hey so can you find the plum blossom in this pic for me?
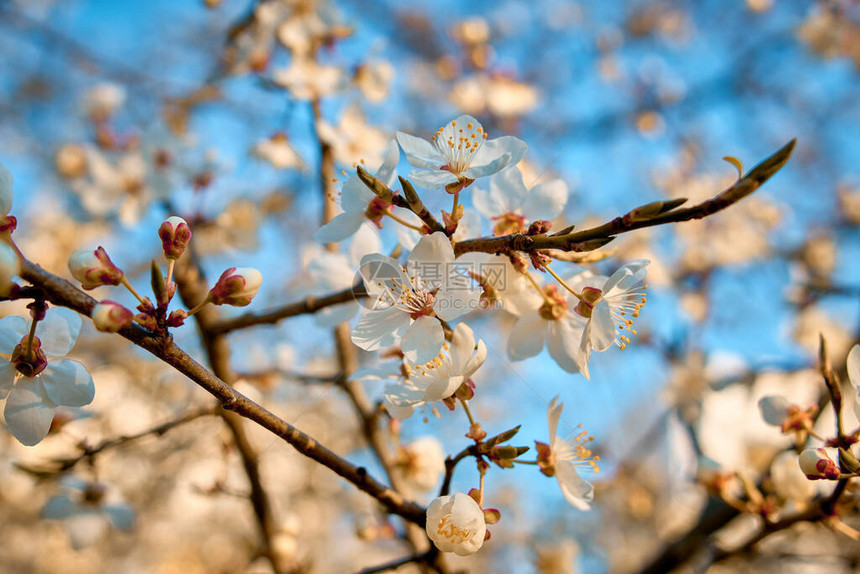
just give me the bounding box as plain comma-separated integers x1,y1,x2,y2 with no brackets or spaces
472,166,567,235
396,114,527,193
506,275,589,377
566,260,649,371
425,492,487,556
0,308,95,445
313,139,399,244
251,133,307,170
393,436,446,493
42,476,135,549
352,232,480,364
535,398,598,510
799,448,840,480
383,322,486,419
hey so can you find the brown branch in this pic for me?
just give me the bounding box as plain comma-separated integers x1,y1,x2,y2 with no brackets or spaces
16,406,217,477
209,282,367,335
454,139,796,257
18,259,426,526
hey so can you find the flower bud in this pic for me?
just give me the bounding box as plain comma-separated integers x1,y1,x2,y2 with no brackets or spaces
158,216,191,260
91,300,134,332
0,241,21,297
425,493,487,556
209,267,262,306
68,247,124,289
0,162,13,217
799,448,840,480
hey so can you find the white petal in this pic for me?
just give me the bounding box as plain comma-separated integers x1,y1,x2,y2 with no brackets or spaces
4,378,54,446
409,169,459,189
448,323,477,372
0,315,28,354
604,259,649,295
340,176,376,212
351,307,410,351
40,359,95,407
37,307,82,357
407,232,454,287
520,179,568,222
548,320,587,375
473,166,523,218
67,512,108,550
349,224,382,265
313,211,366,243
556,462,593,510
42,495,79,519
104,504,135,531
0,362,16,398
464,136,527,180
507,314,547,360
402,317,444,364
435,285,481,321
758,395,790,426
589,301,617,352
424,374,464,402
308,253,354,291
546,397,562,442
396,131,444,170
313,302,358,328
375,139,401,186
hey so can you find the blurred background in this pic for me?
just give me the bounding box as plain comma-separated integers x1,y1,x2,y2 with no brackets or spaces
0,0,858,572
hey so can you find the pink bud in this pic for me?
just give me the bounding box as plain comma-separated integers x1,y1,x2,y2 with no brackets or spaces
91,300,134,332
158,216,191,260
68,247,124,289
209,267,262,307
799,448,840,480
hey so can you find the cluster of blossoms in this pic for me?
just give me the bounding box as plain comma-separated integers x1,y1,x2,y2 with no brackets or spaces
0,161,264,446
314,115,651,555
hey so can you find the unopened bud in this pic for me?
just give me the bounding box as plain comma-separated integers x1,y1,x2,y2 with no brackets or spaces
158,216,191,260
0,242,20,298
91,300,134,332
466,422,486,442
167,309,187,327
0,162,13,217
357,166,394,202
482,508,501,525
799,448,840,480
527,220,552,235
68,246,124,289
209,267,262,306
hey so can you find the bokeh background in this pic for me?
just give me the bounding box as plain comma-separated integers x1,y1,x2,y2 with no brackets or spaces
0,0,859,572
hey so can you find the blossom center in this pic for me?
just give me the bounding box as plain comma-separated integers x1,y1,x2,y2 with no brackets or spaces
432,119,487,175
11,337,47,378
491,212,526,236
538,285,568,321
364,196,392,228
376,271,438,318
435,515,476,545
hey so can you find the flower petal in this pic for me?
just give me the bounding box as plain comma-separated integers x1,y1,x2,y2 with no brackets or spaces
556,461,594,510
375,139,401,186
758,395,790,426
4,378,54,446
520,179,568,222
507,314,547,360
340,176,376,213
351,307,409,352
604,259,650,295
37,307,82,357
409,169,459,189
359,253,408,298
402,316,444,364
313,302,358,328
396,131,443,170
546,397,562,442
0,361,17,398
313,210,366,243
0,315,28,354
464,136,527,180
548,319,587,375
40,359,95,407
473,166,524,218
407,232,454,287
589,300,617,352
349,224,382,266
434,284,481,321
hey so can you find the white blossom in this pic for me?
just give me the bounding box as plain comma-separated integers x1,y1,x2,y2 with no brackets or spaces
425,492,486,556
